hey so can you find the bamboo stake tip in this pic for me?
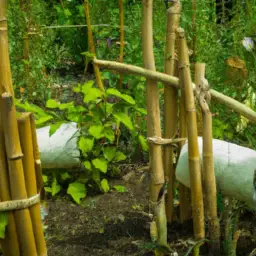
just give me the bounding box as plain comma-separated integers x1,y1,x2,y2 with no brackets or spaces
168,1,182,13
2,92,11,98
17,112,32,122
176,27,185,37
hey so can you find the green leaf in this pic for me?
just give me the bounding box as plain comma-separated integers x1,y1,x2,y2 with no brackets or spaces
0,212,8,239
113,151,127,162
113,185,127,193
78,137,94,154
73,84,81,93
83,161,92,170
89,124,104,139
104,127,115,142
61,172,70,181
92,158,108,173
51,178,61,196
106,88,135,105
35,115,54,126
67,182,86,204
42,175,48,183
103,147,117,161
138,135,149,151
46,99,59,109
114,112,134,130
81,80,95,92
92,169,101,184
135,107,147,115
83,88,103,103
49,122,64,137
15,100,48,117
58,102,74,110
101,179,110,193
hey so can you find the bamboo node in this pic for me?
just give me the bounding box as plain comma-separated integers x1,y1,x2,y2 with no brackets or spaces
178,63,190,69
0,194,40,212
0,18,7,22
147,136,186,145
2,92,13,110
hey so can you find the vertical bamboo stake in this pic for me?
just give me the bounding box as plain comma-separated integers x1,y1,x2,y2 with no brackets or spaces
196,65,220,254
84,0,104,92
0,123,20,256
163,1,181,223
142,0,168,247
178,43,192,225
177,28,205,240
18,113,47,256
0,2,38,254
118,0,124,89
1,93,37,255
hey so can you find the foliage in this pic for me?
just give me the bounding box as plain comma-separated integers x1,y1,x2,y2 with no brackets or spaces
16,80,147,203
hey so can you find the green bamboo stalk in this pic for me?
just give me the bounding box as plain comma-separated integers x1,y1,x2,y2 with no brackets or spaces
177,27,205,240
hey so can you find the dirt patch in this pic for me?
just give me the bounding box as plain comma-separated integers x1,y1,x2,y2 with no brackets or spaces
42,169,256,255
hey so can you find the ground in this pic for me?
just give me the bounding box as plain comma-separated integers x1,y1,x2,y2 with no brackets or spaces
44,165,256,256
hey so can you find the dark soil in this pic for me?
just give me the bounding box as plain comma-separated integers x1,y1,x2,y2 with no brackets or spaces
44,166,256,256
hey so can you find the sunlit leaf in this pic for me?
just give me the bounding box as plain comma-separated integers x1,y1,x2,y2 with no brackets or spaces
101,179,110,193
113,151,126,162
51,178,61,196
89,124,104,139
114,112,134,130
138,135,149,151
67,182,86,204
103,147,116,161
0,212,8,239
78,137,94,154
92,158,108,173
49,122,64,137
83,161,92,170
113,185,127,193
46,99,59,109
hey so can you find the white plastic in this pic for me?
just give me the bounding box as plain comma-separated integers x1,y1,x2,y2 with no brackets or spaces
176,137,256,210
36,122,80,169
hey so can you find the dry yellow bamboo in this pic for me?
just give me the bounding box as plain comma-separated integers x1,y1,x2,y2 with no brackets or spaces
84,0,104,92
0,123,20,256
29,114,44,194
118,0,124,88
1,93,37,255
177,28,205,240
142,0,167,246
18,113,47,256
163,1,181,223
196,64,220,254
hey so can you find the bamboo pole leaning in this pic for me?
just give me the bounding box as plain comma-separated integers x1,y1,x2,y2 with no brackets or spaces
142,0,168,247
177,28,205,240
118,0,124,89
93,58,256,123
84,0,104,92
163,1,181,223
195,64,220,254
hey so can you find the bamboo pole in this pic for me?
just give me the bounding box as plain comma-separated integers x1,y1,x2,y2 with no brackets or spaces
1,93,37,255
84,0,104,92
163,1,181,223
118,0,124,89
18,113,47,256
0,124,20,256
196,65,220,254
178,58,192,223
142,0,168,247
177,28,205,240
93,59,256,123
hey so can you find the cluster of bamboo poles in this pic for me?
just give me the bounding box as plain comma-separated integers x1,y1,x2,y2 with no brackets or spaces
0,1,47,256
83,0,256,254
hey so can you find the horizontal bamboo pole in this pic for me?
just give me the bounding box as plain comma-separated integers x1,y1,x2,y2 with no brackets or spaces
94,59,256,123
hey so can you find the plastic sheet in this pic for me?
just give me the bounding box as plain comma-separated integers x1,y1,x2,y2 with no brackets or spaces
36,122,80,169
176,137,256,210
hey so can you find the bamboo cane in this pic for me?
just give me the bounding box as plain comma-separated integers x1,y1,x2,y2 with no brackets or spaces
142,0,168,247
178,63,192,223
163,1,181,223
177,27,205,240
118,0,124,89
18,113,47,256
1,93,37,255
93,59,256,123
84,0,104,92
196,67,220,254
0,122,20,256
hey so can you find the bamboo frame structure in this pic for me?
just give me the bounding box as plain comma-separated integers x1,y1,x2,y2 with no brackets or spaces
177,28,205,240
84,0,104,92
118,0,124,88
0,1,47,255
196,64,220,254
93,59,256,123
142,0,168,247
18,113,47,255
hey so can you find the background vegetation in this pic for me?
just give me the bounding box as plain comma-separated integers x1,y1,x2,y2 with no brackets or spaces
7,0,256,203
